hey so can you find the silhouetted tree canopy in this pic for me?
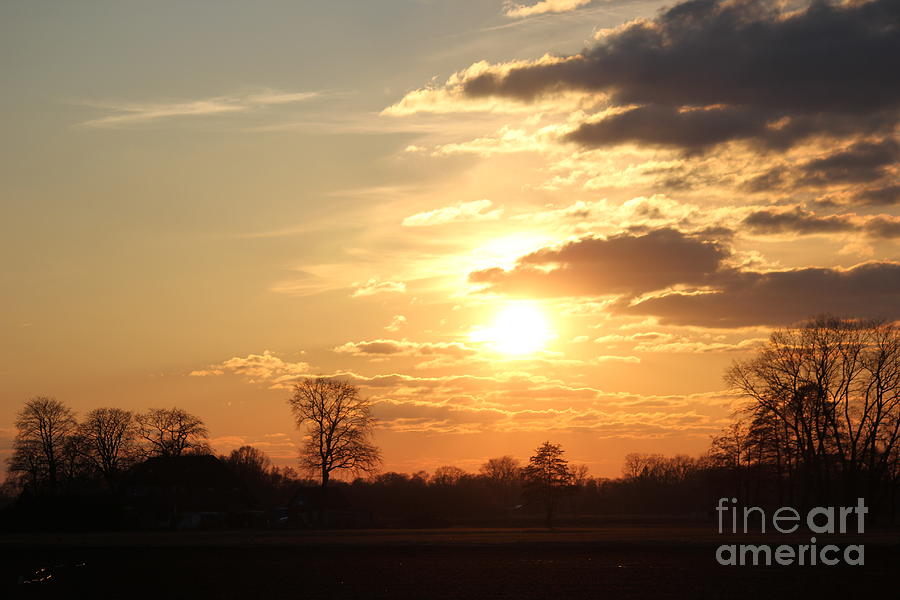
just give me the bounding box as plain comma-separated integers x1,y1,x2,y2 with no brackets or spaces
723,316,900,510
10,397,78,492
287,378,381,488
4,316,899,531
523,441,574,528
79,407,139,484
135,407,210,458
479,456,520,484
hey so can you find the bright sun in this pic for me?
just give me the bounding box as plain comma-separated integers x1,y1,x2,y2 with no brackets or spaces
471,302,553,356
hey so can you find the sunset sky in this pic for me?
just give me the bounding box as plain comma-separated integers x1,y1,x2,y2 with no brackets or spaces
3,0,898,478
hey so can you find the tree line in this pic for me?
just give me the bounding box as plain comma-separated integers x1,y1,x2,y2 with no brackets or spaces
3,315,899,527
6,402,210,494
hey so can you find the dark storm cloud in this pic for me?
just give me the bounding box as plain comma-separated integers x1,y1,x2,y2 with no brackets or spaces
616,262,900,327
463,0,900,151
469,228,730,297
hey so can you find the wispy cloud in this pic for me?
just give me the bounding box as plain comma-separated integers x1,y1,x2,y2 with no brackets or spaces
351,278,407,297
334,338,478,358
504,0,594,19
385,315,408,332
78,89,319,128
190,350,310,389
189,354,734,438
402,199,503,227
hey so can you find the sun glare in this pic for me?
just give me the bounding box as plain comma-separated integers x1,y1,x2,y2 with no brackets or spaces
471,302,554,356
470,234,555,271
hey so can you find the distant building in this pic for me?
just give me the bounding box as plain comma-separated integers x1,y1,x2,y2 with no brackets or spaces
125,455,255,529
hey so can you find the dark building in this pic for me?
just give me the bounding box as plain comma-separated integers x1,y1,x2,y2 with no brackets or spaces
125,455,256,529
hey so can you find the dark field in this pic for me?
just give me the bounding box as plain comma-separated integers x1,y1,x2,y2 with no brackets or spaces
2,526,898,599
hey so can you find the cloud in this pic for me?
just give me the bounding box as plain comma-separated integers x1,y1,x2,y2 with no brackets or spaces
469,227,730,297
332,338,608,370
80,89,319,127
371,391,730,437
407,0,899,152
742,205,900,239
465,0,900,111
209,434,298,460
382,56,594,116
591,355,641,363
385,315,408,332
354,372,731,437
857,185,900,206
742,206,857,235
431,125,562,157
565,105,773,154
619,261,900,327
797,139,899,186
188,355,738,437
190,351,309,389
244,91,321,105
864,216,900,239
746,139,900,192
351,278,407,297
402,199,502,227
470,224,900,327
632,338,767,354
504,0,594,19
593,331,767,354
333,339,478,358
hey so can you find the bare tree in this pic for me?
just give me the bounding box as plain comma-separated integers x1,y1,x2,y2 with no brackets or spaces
79,408,139,483
224,445,272,483
480,455,522,508
726,316,900,507
622,452,646,479
135,407,210,457
479,456,521,483
622,452,665,480
9,397,77,490
287,378,381,487
571,464,590,488
432,465,467,486
522,441,574,528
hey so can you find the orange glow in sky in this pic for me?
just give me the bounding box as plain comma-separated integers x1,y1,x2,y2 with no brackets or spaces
3,0,897,480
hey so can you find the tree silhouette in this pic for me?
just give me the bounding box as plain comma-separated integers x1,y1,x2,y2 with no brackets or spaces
432,465,467,486
480,455,522,509
479,456,520,484
287,378,381,487
135,407,210,457
522,441,574,528
9,397,77,491
224,445,272,480
726,316,900,508
79,407,139,484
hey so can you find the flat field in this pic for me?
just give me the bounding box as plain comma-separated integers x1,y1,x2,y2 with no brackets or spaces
2,526,898,599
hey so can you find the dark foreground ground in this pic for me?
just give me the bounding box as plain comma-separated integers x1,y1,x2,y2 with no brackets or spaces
2,526,898,599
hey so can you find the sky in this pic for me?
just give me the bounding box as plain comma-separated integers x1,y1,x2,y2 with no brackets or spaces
2,0,899,478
